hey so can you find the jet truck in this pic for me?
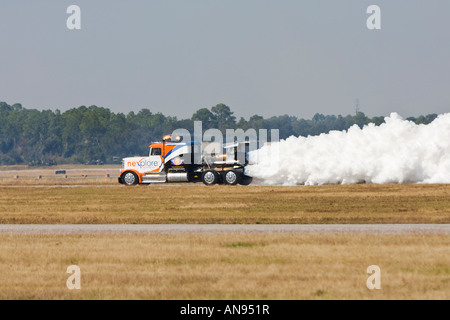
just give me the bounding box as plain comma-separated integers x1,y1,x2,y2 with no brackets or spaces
118,135,253,186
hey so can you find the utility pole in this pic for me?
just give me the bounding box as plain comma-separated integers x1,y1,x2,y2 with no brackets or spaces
355,99,360,115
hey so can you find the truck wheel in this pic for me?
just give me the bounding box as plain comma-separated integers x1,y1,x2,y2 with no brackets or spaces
202,170,219,185
122,171,138,186
239,175,253,186
224,170,241,185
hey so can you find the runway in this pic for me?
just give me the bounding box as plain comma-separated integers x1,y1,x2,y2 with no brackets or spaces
0,224,448,235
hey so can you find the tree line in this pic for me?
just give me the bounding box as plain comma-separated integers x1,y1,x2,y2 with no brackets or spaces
0,101,438,165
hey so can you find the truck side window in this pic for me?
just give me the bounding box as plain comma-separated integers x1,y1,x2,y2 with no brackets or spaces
151,148,161,156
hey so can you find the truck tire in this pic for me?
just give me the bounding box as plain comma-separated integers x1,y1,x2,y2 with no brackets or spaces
202,170,219,185
122,171,139,186
223,170,241,185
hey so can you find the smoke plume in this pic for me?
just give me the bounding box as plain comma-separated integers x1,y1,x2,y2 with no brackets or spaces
246,113,450,185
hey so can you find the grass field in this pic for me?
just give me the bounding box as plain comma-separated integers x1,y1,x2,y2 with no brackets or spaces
0,233,447,299
0,183,449,224
1,168,448,300
0,165,120,185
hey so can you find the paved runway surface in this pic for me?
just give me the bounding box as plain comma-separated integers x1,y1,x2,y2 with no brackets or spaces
0,224,448,235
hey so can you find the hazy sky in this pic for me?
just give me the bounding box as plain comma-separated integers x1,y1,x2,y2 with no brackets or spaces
1,1,449,119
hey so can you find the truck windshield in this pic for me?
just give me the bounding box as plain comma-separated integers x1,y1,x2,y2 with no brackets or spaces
151,148,161,156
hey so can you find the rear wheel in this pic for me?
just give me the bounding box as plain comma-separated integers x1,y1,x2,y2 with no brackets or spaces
122,171,138,186
224,170,241,185
202,170,219,185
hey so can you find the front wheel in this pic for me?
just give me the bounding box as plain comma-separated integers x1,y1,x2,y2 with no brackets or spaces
121,171,139,186
202,170,219,185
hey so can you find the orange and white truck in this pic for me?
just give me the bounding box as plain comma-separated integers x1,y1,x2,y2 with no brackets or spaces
118,135,253,186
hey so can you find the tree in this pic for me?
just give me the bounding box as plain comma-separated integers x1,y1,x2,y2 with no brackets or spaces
191,108,216,129
211,104,236,132
352,112,369,128
0,100,442,165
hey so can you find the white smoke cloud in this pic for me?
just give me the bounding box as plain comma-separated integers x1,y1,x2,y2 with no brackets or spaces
246,113,450,185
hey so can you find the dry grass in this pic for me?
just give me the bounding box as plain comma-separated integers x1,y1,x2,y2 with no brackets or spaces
0,165,120,186
0,164,121,171
0,233,448,300
0,184,450,224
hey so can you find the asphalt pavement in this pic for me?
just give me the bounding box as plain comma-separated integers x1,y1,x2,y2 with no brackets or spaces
0,224,448,235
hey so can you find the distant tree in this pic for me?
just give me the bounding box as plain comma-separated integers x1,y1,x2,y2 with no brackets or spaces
211,104,236,132
352,112,369,128
370,116,385,126
0,100,443,165
425,114,438,124
191,108,216,129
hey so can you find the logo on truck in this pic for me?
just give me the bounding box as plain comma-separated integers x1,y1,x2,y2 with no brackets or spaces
127,158,161,168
